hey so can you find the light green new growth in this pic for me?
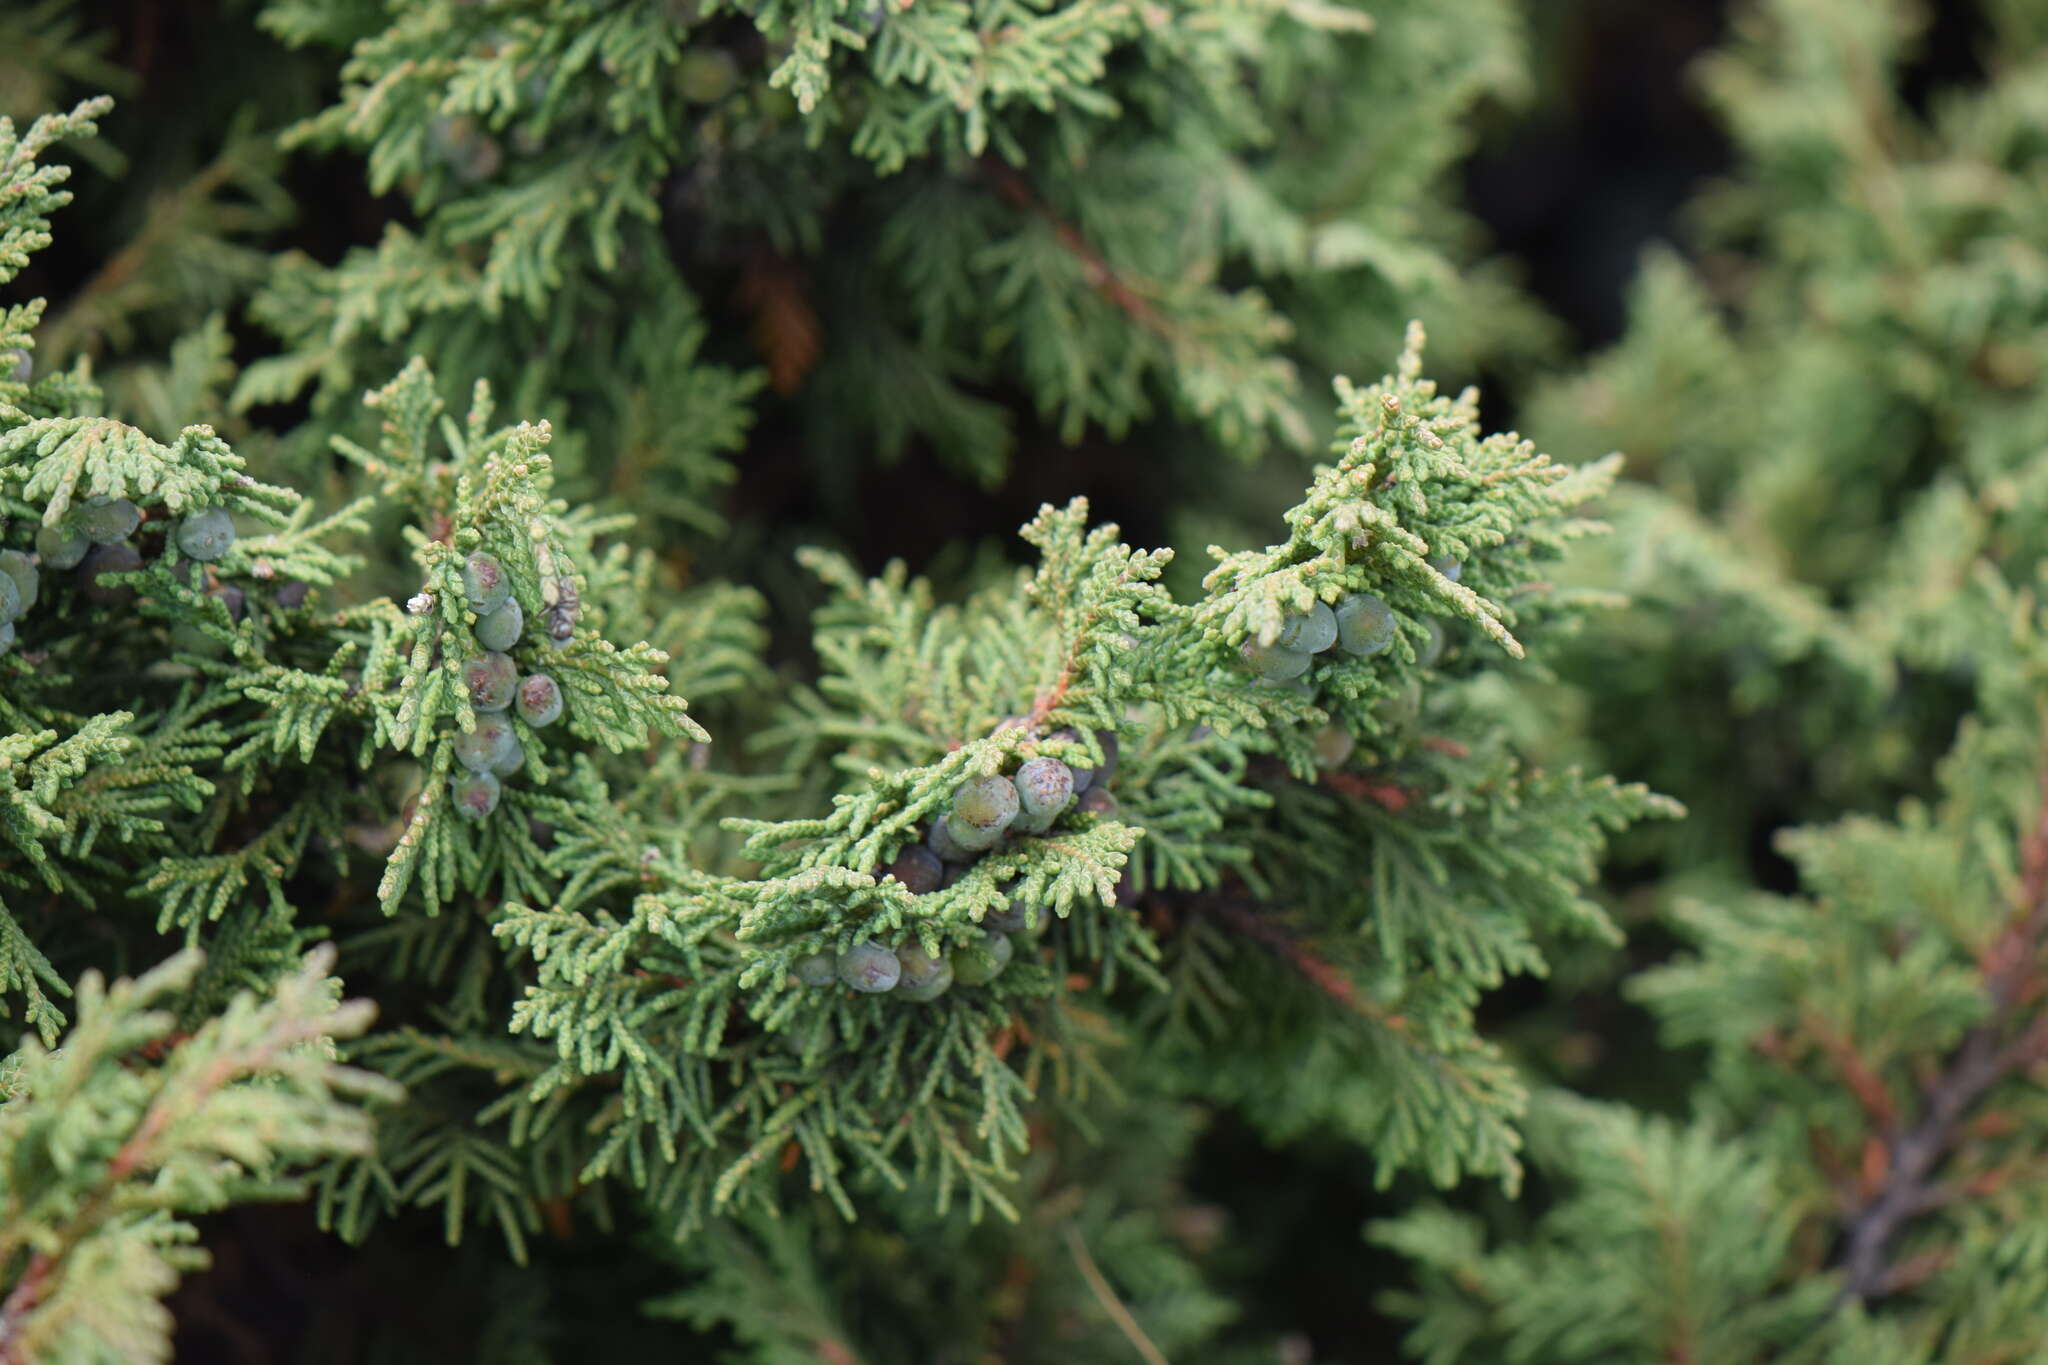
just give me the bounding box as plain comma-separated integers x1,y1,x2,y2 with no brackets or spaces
0,948,396,1365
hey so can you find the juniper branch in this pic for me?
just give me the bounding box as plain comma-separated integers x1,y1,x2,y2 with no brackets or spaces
1062,1221,1170,1365
1178,889,1373,1019
1835,763,2048,1303
983,157,1166,336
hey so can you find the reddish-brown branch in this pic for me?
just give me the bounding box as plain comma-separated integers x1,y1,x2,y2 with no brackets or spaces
1022,558,1141,732
813,1338,863,1365
1243,751,1422,811
1834,764,2048,1304
1857,1137,1889,1202
1804,1121,1852,1198
1805,1016,1897,1130
1878,1246,1954,1297
106,1062,218,1184
1189,895,1397,1024
0,1062,234,1356
0,1022,329,1358
135,1031,194,1063
1970,1109,2021,1139
983,160,1168,336
735,249,822,395
1317,770,1412,812
0,1254,53,1365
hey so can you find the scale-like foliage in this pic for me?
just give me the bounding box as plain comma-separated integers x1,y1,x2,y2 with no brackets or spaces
0,949,396,1365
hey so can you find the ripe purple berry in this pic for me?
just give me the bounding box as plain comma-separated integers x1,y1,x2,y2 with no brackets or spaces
1053,728,1121,794
986,901,1037,934
79,543,143,605
889,845,944,894
1093,731,1120,784
1078,787,1118,817
210,583,247,624
1051,728,1092,791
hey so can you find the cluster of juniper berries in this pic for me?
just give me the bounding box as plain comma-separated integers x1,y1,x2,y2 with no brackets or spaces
794,728,1122,1003
2,492,282,658
447,550,565,819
